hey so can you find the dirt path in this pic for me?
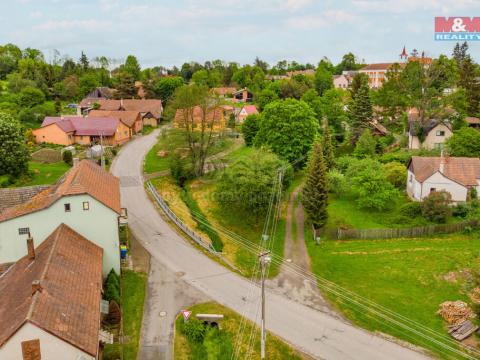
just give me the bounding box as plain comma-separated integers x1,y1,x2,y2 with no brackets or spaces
267,188,333,314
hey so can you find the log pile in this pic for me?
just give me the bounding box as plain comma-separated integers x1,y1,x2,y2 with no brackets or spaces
437,301,476,325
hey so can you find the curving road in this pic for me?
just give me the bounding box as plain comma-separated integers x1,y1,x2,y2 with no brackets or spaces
111,129,432,360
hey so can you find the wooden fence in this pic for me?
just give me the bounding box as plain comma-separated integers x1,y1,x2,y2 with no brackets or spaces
336,220,479,240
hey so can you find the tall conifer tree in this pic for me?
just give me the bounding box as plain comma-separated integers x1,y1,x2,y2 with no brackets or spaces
302,140,328,230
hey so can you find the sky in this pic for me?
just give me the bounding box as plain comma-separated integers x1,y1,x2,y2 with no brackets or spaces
1,0,479,68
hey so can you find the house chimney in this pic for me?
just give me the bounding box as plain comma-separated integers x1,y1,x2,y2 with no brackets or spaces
31,280,42,295
439,150,445,174
27,236,35,260
73,158,80,167
120,98,124,108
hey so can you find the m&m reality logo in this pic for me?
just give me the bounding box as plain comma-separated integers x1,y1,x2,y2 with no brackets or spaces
435,17,480,41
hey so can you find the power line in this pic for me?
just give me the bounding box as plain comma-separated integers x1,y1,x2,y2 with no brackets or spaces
162,203,480,359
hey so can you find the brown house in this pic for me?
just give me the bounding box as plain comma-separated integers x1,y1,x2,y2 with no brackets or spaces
0,223,103,359
33,116,131,146
232,88,253,103
81,99,163,127
89,110,143,135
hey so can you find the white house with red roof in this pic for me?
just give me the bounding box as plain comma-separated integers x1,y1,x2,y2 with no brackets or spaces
0,224,103,360
0,160,121,276
237,105,259,123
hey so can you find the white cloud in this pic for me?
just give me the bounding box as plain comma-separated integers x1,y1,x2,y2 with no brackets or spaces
286,10,358,29
284,0,313,11
34,19,111,31
352,0,476,14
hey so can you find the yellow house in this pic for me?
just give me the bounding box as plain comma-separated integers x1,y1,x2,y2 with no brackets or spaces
174,106,226,131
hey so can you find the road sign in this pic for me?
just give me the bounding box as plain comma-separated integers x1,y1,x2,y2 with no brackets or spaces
182,310,192,321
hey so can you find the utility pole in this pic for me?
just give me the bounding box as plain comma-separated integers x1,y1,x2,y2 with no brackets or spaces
259,251,271,360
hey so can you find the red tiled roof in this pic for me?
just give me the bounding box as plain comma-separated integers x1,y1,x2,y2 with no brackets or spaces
212,87,237,96
409,156,480,186
0,224,103,356
466,117,480,125
0,160,121,222
360,63,395,71
91,99,163,118
241,105,259,115
89,110,141,128
41,116,119,136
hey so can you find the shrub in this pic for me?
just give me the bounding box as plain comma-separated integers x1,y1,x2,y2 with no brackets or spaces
104,269,121,305
382,161,407,189
326,169,347,195
183,318,207,343
353,129,376,158
379,151,412,166
453,203,470,218
241,114,259,147
421,190,452,223
111,148,118,156
399,202,422,217
335,156,358,173
169,153,193,187
62,150,73,166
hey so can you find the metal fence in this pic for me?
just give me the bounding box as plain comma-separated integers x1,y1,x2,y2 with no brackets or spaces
336,220,479,240
146,181,238,270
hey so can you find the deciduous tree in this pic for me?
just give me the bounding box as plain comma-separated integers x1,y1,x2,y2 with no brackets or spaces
254,99,318,168
0,112,29,177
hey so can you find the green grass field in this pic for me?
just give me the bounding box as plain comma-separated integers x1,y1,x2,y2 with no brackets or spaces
0,161,70,187
144,129,234,174
174,302,308,360
305,228,480,359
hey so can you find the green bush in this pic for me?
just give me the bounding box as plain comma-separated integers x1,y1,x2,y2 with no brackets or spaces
169,153,193,187
111,148,118,156
104,269,121,304
382,161,407,189
183,318,207,343
326,169,347,195
453,203,470,218
399,202,422,217
421,190,452,223
62,150,73,166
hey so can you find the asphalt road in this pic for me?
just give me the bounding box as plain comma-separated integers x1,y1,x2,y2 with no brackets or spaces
111,129,432,360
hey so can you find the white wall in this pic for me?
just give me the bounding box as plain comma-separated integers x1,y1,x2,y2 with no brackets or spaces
406,170,422,200
0,194,120,276
422,124,452,150
421,172,467,202
409,124,452,150
0,322,95,360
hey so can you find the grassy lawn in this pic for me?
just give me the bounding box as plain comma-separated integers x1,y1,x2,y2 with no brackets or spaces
0,161,70,187
121,270,147,359
305,229,480,359
144,128,234,174
174,301,309,359
104,270,147,360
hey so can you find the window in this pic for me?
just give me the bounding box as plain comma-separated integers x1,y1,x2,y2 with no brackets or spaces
64,203,71,212
83,201,89,211
436,130,445,136
18,227,30,235
409,174,413,183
